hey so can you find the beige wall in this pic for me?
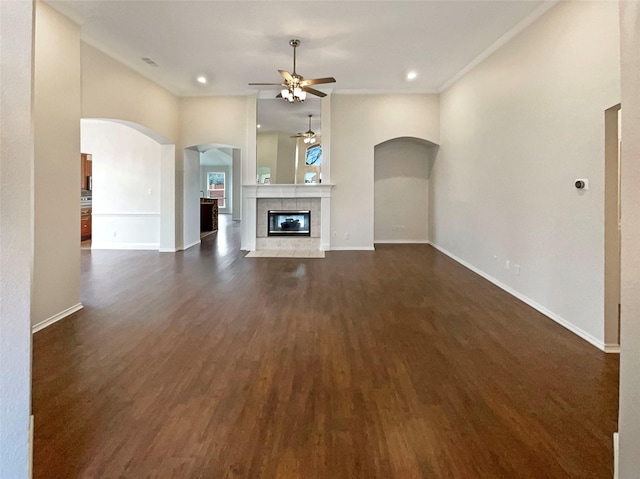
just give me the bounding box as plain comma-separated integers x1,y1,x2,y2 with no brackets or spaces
331,94,440,249
179,95,250,247
257,132,279,182
81,42,179,143
618,1,640,477
431,1,620,348
33,1,82,326
374,138,436,243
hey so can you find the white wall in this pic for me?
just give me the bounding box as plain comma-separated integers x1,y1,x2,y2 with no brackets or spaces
431,1,620,349
33,1,82,326
232,148,241,221
81,120,162,250
331,94,440,249
0,1,34,476
618,2,640,477
374,138,436,243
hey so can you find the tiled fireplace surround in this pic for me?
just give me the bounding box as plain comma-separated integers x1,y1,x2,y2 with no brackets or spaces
242,184,333,251
257,198,320,250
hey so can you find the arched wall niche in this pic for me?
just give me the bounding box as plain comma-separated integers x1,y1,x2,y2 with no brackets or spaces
374,136,439,244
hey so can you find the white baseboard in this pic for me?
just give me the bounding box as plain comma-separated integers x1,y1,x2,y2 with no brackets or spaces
32,302,83,333
91,242,160,251
29,415,33,479
159,247,178,253
181,239,201,251
429,242,607,352
374,240,430,244
604,344,621,353
613,432,619,479
330,246,375,251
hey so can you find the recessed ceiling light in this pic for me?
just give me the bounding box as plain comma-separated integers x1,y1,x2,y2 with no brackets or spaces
407,71,417,81
196,75,207,84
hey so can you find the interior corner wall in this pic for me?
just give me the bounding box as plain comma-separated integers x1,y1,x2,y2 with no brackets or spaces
431,1,620,348
0,0,34,476
618,2,640,477
374,139,433,243
81,120,162,249
331,94,440,249
33,1,81,326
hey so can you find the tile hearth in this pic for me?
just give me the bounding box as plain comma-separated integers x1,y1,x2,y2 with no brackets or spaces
245,249,325,258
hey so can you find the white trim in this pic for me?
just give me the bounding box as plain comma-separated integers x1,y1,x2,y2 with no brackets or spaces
429,242,607,352
374,240,430,244
333,89,439,95
439,0,560,92
182,239,201,251
330,246,375,251
91,242,159,251
29,415,33,479
159,247,178,253
614,432,619,479
32,303,83,333
91,212,160,217
604,344,621,354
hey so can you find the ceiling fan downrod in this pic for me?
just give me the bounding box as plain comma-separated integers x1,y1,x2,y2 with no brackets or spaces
289,39,300,77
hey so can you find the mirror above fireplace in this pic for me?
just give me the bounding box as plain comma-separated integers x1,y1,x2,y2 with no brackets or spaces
256,96,322,185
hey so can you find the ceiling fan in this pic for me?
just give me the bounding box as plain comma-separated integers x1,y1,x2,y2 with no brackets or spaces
249,39,336,102
291,115,317,143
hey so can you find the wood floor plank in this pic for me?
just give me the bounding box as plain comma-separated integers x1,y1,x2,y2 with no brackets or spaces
32,217,618,478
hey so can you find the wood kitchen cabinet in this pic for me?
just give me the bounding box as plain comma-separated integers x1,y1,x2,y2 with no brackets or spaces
81,209,92,241
81,153,92,190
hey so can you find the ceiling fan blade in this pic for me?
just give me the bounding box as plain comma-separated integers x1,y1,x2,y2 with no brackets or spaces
279,70,294,83
302,86,327,98
301,77,336,86
248,82,283,86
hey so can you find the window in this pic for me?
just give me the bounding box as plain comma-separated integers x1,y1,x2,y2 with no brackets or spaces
208,172,225,208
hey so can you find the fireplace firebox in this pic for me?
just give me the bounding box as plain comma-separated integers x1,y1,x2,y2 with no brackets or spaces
268,210,311,236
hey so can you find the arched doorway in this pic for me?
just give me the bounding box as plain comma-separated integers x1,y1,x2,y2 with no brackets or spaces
81,119,176,252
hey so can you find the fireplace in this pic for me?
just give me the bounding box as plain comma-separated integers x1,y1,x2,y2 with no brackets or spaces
268,210,311,236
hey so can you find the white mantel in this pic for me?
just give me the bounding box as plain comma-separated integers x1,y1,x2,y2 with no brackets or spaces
241,184,333,251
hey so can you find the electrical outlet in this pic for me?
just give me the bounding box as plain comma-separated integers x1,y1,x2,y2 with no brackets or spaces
505,260,510,271
113,231,117,238
344,232,350,240
147,188,152,195
515,264,521,276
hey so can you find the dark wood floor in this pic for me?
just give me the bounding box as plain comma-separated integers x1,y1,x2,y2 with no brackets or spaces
32,217,619,478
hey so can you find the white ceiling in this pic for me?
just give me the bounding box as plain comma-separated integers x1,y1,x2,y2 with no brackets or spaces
46,0,549,97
